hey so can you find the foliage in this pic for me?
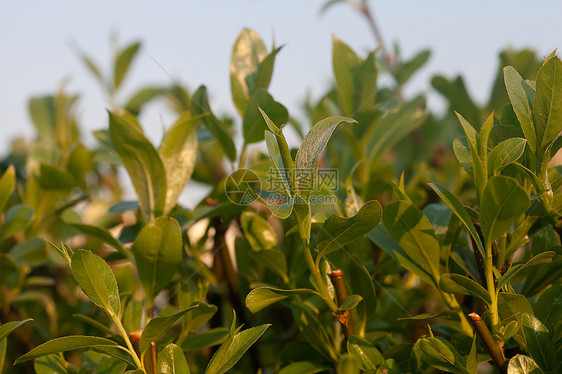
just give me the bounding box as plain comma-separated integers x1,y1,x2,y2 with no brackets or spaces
0,10,561,374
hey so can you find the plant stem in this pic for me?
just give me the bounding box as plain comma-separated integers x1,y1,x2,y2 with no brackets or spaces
301,236,339,312
330,270,355,337
111,312,142,368
150,341,157,374
359,0,395,69
484,241,499,330
469,313,506,374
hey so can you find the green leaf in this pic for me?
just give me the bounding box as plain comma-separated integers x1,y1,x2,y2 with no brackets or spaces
9,238,47,267
243,89,288,145
339,295,363,311
33,354,68,374
205,323,270,374
245,286,318,313
0,254,17,284
488,137,527,175
66,222,128,259
125,86,167,115
278,361,328,374
521,313,550,370
347,336,384,370
132,217,182,302
192,85,237,161
14,336,118,364
230,28,268,115
455,112,487,196
0,319,32,342
507,355,544,374
240,211,278,251
248,248,288,283
0,204,34,241
0,165,15,214
439,274,492,304
480,176,529,244
367,97,427,162
71,250,121,316
383,200,441,282
109,110,167,221
258,194,294,219
157,343,190,374
317,200,382,257
159,112,199,215
395,50,431,86
504,66,537,152
497,252,556,289
181,327,228,351
453,138,473,177
429,183,485,256
534,284,562,333
534,56,562,155
418,337,469,374
295,116,356,198
332,35,361,116
140,305,201,353
114,41,141,90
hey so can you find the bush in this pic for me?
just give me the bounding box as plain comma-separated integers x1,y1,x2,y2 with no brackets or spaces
0,14,561,374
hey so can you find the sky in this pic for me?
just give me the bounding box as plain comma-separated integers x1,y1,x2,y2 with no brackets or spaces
1,0,562,150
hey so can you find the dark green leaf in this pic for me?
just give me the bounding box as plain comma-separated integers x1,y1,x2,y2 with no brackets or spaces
159,112,199,215
504,66,537,152
9,238,47,267
332,35,361,116
521,314,550,370
0,254,17,284
245,286,317,313
395,50,431,86
418,337,469,374
132,217,182,302
383,200,440,282
278,361,328,374
0,165,15,214
339,295,363,311
497,252,556,289
318,200,381,257
439,274,492,304
240,211,278,251
367,97,427,162
15,336,118,364
243,89,288,144
0,204,33,241
66,222,128,259
205,323,270,374
534,284,562,333
480,176,529,244
157,343,190,374
488,138,527,175
192,85,237,161
347,336,384,370
0,319,32,342
429,183,485,255
109,110,167,221
140,305,201,353
534,56,562,155
181,327,229,351
71,250,121,316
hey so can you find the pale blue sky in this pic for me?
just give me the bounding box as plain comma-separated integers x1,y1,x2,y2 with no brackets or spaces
1,0,561,148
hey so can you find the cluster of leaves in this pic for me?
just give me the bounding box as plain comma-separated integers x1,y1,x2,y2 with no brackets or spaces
0,21,560,374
